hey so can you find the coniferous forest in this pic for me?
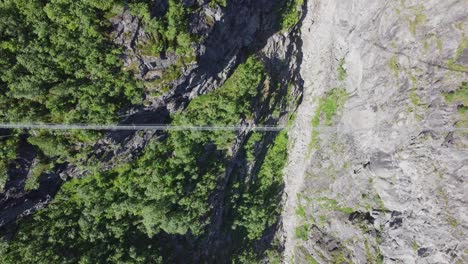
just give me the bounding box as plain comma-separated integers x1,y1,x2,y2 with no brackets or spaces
0,0,301,262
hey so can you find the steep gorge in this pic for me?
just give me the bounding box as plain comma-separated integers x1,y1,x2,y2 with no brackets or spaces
0,0,467,263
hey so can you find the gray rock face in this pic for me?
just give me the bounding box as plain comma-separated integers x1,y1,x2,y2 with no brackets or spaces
282,0,467,263
110,9,182,80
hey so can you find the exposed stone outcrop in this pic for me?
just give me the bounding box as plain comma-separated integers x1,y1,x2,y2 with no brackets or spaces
282,0,467,263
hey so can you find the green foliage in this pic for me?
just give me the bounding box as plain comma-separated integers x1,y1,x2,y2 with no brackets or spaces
173,57,265,128
0,133,19,191
444,82,468,109
447,215,459,227
409,90,421,106
128,2,151,21
388,56,400,78
411,240,419,251
316,197,354,214
309,88,347,150
25,156,52,191
27,133,71,161
312,89,348,127
233,131,288,240
0,0,292,260
210,0,227,8
265,248,282,264
305,254,319,264
1,57,268,262
447,36,467,72
294,224,309,241
232,249,257,264
337,58,347,81
0,0,143,124
0,0,143,177
295,202,306,219
364,240,383,264
24,130,99,169
244,132,262,162
443,82,468,132
280,0,304,30
132,0,194,57
331,251,349,264
1,170,164,263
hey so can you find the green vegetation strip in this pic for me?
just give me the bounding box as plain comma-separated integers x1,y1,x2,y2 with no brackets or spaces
0,134,18,191
443,82,468,132
309,88,348,150
280,0,304,30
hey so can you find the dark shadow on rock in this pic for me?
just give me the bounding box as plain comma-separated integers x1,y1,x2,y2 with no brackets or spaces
2,134,35,193
171,0,288,108
0,136,63,228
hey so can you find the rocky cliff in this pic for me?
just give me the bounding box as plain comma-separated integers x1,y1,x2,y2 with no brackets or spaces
282,0,467,263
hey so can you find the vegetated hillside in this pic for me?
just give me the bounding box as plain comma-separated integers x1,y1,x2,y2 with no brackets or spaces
282,0,467,263
0,0,303,263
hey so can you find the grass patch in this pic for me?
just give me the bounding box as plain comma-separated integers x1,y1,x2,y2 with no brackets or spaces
409,91,421,106
308,88,347,151
312,89,348,127
401,5,427,35
408,12,427,35
443,82,468,132
444,82,468,108
316,197,354,214
280,0,304,30
403,62,421,112
295,203,306,219
305,254,319,264
375,194,386,210
25,157,52,191
447,216,459,228
337,58,347,81
331,251,348,264
295,224,310,241
411,240,419,251
388,56,399,78
447,37,468,72
365,240,383,264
